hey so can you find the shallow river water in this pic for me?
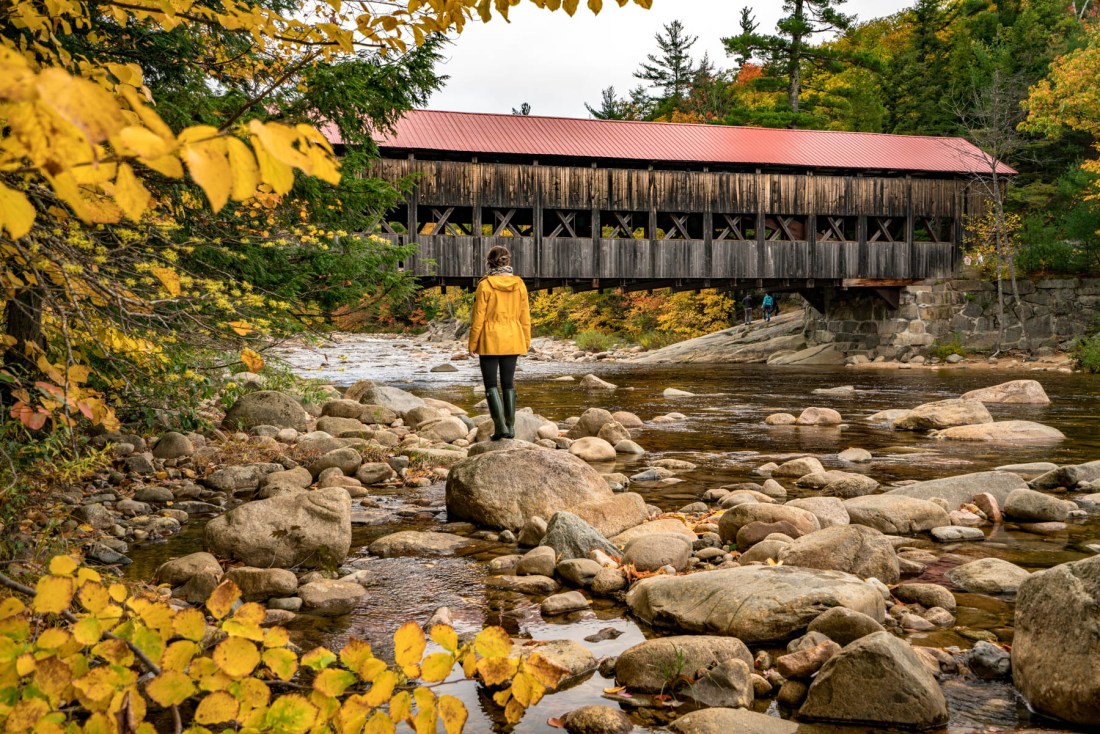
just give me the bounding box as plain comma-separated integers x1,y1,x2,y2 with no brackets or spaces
130,335,1100,733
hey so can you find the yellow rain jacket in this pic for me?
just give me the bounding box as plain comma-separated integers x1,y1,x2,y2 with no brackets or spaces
468,275,531,356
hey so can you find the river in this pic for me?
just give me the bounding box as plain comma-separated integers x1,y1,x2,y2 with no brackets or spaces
129,334,1100,733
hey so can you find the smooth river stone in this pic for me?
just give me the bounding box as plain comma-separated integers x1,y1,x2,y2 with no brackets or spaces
625,565,886,643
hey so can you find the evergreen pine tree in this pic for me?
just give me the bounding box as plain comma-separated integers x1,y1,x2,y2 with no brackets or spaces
633,20,698,107
885,0,956,135
585,87,629,119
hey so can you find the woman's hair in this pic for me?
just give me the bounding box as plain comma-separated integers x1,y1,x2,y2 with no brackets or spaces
487,245,511,269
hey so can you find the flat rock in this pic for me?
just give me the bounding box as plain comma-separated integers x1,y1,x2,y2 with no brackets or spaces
368,531,477,558
611,518,695,546
626,565,886,643
718,503,820,544
784,497,849,528
484,575,559,595
946,557,1030,594
1003,488,1070,522
297,579,366,616
772,456,825,478
540,591,590,616
843,495,950,535
962,379,1050,405
935,420,1065,443
622,533,692,572
615,635,752,692
778,525,900,584
891,398,992,431
807,606,885,645
670,708,800,734
561,705,634,734
887,470,1026,509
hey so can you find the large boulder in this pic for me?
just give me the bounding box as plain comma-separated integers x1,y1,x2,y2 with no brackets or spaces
345,381,426,417
962,379,1050,405
154,552,222,587
1003,488,1070,522
935,420,1065,443
778,526,899,584
887,471,1026,509
718,503,820,544
472,412,549,443
297,579,366,616
798,632,948,729
419,417,469,444
822,474,879,499
446,449,612,531
204,487,351,568
771,456,825,478
224,567,298,601
540,512,621,561
615,636,752,693
796,407,842,426
622,534,693,572
1030,460,1100,490
223,391,309,431
626,565,885,643
569,436,617,463
1013,555,1100,726
946,557,1030,594
670,708,800,734
315,416,369,437
843,495,950,535
567,408,616,439
611,518,695,546
573,493,648,538
891,398,992,432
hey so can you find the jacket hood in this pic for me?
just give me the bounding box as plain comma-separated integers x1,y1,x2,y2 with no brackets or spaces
483,275,523,292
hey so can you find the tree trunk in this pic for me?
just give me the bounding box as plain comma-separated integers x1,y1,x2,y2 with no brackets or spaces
788,0,804,115
1,287,45,405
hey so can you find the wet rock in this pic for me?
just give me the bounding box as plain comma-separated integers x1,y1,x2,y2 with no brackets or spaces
308,447,362,478
579,374,617,391
610,518,695,546
204,487,351,569
718,503,820,544
541,512,621,562
971,492,1003,523
557,558,601,587
561,705,634,734
771,456,825,478
669,708,799,734
205,463,282,493
517,546,558,577
622,534,692,573
541,591,590,616
946,557,1029,594
596,421,631,447
355,462,396,485
822,474,880,499
569,436,617,463
1030,460,1100,490
614,439,645,455
798,632,948,729
777,640,841,678
611,411,643,428
626,565,885,643
297,579,366,616
368,531,476,558
935,420,1065,443
778,525,900,584
807,606,885,645
888,470,1026,508
784,497,849,529
931,526,984,542
267,597,302,612
688,658,754,708
867,408,909,424
153,432,194,459
224,390,309,431
796,407,842,426
962,379,1050,405
1013,555,1100,725
446,449,612,531
1003,488,1070,522
964,640,1011,679
154,552,222,586
615,635,752,692
591,568,627,595
891,398,992,431
736,521,800,549
765,412,797,425
892,583,956,612
838,447,872,463
224,567,298,601
843,495,950,535
566,408,615,439
737,538,789,565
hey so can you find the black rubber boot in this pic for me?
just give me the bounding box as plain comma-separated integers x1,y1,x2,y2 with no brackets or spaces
503,389,517,439
485,387,508,441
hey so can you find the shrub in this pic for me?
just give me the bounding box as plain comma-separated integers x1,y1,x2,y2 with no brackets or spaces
1072,334,1100,373
930,334,967,360
574,330,617,353
0,555,567,732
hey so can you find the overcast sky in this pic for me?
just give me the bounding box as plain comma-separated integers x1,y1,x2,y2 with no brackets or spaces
427,0,915,118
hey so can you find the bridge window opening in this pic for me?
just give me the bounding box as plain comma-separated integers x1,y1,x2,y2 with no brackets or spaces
601,210,649,239
542,209,592,238
868,216,905,243
763,214,808,241
482,206,534,237
418,206,475,236
914,216,953,244
370,205,408,236
656,212,703,240
713,213,756,241
816,215,857,242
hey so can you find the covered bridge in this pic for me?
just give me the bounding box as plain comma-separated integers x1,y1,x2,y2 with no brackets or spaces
349,110,1012,298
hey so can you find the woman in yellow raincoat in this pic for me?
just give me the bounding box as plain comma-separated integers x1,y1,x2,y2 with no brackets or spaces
468,245,531,440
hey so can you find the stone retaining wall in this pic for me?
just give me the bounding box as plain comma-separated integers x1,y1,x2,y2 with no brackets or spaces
808,278,1100,360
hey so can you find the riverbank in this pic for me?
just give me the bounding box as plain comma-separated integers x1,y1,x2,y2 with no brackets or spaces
7,342,1100,733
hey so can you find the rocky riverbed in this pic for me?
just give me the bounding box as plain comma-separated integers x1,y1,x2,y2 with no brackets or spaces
33,336,1100,733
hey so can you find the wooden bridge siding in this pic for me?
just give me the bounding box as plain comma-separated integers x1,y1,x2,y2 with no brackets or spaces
366,158,976,282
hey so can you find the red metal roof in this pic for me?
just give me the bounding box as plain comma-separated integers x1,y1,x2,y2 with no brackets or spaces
338,109,1014,175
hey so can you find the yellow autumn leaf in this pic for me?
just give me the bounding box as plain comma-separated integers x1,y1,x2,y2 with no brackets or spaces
172,607,206,641
195,690,239,725
226,136,260,201
37,68,127,144
523,650,569,689
161,640,199,672
263,626,289,649
49,555,79,576
388,690,411,724
149,266,181,297
114,162,151,221
249,120,310,170
300,646,337,671
228,321,254,336
145,670,195,707
117,126,173,159
206,580,240,620
438,695,467,734
34,575,74,615
429,624,458,653
363,710,396,734
72,616,102,645
419,652,455,683
393,621,426,669
476,656,518,687
0,597,26,618
262,648,298,681
313,668,357,697
180,128,231,212
510,670,545,707
0,181,36,239
264,694,317,734
240,348,264,373
473,626,512,658
588,0,602,13
213,636,260,678
504,697,525,724
362,670,397,708
252,136,295,195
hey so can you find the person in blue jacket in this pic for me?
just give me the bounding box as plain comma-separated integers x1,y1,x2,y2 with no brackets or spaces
762,292,775,322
